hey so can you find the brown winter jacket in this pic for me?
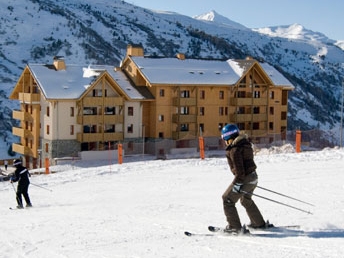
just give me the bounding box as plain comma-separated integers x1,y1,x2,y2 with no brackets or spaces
225,134,257,184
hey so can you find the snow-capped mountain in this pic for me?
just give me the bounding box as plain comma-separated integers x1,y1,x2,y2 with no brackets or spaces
253,23,336,44
0,0,343,156
193,10,247,30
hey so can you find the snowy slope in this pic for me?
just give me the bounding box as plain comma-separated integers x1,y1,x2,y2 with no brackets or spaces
0,147,343,258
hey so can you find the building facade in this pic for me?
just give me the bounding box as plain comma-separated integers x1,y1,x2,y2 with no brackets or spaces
10,45,294,168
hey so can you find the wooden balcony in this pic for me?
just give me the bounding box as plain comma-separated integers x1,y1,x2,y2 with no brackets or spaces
77,114,124,124
245,129,269,138
12,110,34,122
104,132,124,141
173,97,196,106
82,97,123,106
104,115,124,124
230,97,267,106
12,143,33,156
104,97,123,106
18,93,40,103
172,131,196,140
77,132,124,142
12,127,34,138
172,114,197,123
77,115,103,124
230,113,267,122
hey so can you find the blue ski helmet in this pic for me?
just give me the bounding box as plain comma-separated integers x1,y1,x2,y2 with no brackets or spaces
221,124,239,141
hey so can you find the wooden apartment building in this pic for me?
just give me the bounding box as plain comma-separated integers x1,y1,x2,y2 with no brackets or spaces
10,45,294,168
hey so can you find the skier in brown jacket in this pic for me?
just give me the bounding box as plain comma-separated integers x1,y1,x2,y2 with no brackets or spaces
221,124,266,234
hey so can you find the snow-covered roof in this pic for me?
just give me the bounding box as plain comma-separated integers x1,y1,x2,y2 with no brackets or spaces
130,57,241,85
260,63,294,88
28,64,146,100
130,56,294,89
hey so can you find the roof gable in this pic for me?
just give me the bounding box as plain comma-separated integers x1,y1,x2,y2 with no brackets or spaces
12,63,148,101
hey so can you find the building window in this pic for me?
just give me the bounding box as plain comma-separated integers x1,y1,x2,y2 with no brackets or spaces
127,124,133,133
180,106,189,115
270,107,274,115
159,89,165,97
93,89,102,97
45,143,49,153
158,115,164,122
254,91,260,98
218,123,223,131
46,106,50,117
270,91,275,99
236,91,246,98
180,90,190,98
219,107,224,116
281,112,287,120
199,123,204,133
70,107,74,117
269,122,274,130
199,107,205,116
225,107,228,115
128,107,134,116
253,122,260,130
236,107,245,114
46,125,50,135
70,125,74,135
159,132,164,138
219,91,224,99
200,90,205,99
237,123,245,130
253,107,260,114
181,124,189,131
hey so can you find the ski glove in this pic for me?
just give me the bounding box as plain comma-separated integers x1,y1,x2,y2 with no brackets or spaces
232,183,243,193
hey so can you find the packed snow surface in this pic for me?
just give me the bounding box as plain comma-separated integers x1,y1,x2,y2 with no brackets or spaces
1,146,344,258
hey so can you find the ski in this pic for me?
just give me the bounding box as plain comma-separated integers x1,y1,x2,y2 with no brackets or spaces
184,231,214,237
208,225,250,236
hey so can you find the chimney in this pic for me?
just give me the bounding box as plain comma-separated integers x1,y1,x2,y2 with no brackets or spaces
126,44,144,57
53,56,66,70
176,53,185,60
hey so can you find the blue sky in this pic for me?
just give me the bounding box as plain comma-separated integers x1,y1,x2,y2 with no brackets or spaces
131,0,343,40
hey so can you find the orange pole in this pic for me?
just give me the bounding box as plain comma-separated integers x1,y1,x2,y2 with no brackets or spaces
118,144,123,164
199,136,205,159
295,130,301,153
45,158,50,174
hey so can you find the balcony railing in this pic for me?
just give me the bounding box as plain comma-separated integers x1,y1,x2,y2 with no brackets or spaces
77,114,124,124
82,97,123,106
172,97,196,106
172,114,197,123
77,132,124,142
230,97,267,106
172,131,196,140
18,93,40,103
230,113,267,122
12,127,34,138
12,110,34,122
12,143,33,156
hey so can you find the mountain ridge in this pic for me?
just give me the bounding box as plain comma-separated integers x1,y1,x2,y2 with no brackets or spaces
0,0,343,156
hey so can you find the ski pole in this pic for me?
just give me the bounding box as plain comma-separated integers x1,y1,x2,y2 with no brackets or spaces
257,186,315,207
241,190,313,215
30,183,53,192
11,182,23,207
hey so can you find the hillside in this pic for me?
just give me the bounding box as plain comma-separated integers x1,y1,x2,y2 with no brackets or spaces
0,0,343,155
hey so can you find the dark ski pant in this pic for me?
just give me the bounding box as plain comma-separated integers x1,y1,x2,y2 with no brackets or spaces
222,171,265,230
16,183,31,207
